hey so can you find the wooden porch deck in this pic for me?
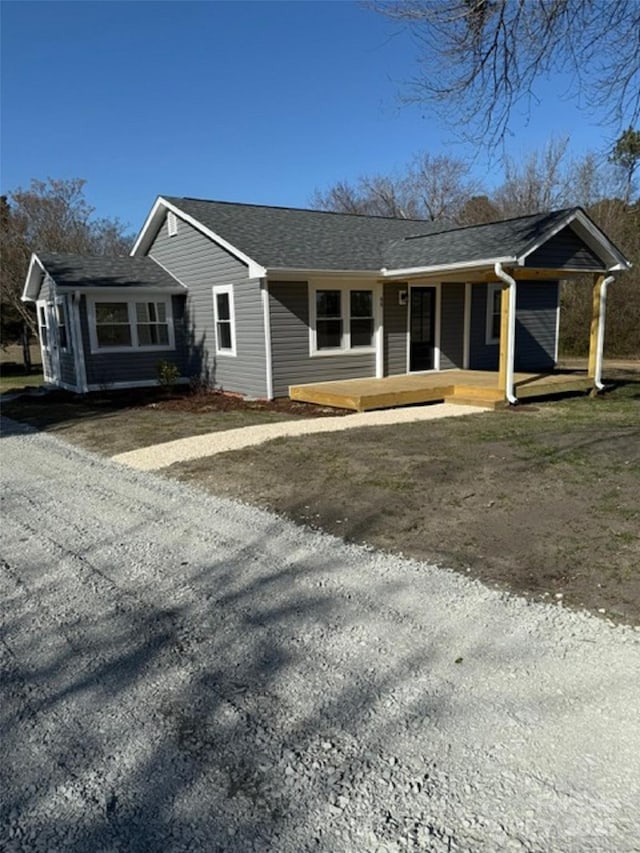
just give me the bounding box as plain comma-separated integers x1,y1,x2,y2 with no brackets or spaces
289,370,593,412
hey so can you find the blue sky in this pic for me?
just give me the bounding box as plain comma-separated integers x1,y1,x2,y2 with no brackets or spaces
1,0,616,235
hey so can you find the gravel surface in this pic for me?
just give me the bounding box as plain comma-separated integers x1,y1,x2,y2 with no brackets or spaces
2,416,640,853
111,402,488,470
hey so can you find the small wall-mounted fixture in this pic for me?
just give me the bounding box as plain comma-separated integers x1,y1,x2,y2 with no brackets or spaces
398,290,408,306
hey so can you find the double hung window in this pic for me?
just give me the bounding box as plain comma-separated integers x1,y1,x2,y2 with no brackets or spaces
56,299,70,351
213,285,236,355
37,303,48,347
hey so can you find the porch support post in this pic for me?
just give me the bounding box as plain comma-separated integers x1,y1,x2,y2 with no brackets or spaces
498,284,510,393
587,275,603,378
588,273,614,390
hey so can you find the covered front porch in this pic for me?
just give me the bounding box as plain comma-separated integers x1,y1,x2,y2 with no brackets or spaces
289,368,594,412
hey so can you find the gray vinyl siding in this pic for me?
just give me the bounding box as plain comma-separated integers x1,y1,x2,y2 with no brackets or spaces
57,296,77,388
81,294,188,387
524,226,603,269
439,284,465,369
469,282,559,372
383,283,408,376
147,214,268,397
468,284,498,370
514,281,558,370
269,282,375,397
58,349,77,387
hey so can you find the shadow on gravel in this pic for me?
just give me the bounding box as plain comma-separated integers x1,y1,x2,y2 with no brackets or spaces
1,501,634,852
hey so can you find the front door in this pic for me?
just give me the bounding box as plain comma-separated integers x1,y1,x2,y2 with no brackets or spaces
409,287,436,371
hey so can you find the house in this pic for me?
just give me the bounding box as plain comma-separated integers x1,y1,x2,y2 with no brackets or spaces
22,196,632,407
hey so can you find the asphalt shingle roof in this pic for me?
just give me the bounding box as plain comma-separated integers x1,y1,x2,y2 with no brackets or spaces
164,197,448,270
383,209,579,269
38,253,182,290
165,197,586,272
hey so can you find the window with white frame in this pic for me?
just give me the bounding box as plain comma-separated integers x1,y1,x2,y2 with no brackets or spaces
213,285,236,355
37,303,48,348
316,290,342,349
312,286,375,353
56,299,71,351
136,301,169,346
90,298,173,351
350,290,374,347
486,284,502,344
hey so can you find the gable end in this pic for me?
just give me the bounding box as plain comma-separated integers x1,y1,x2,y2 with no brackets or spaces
523,225,605,270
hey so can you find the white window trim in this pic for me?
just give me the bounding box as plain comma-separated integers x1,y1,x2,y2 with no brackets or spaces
87,295,175,354
55,295,72,353
485,283,502,345
309,282,379,356
167,210,178,237
36,301,49,350
212,284,237,357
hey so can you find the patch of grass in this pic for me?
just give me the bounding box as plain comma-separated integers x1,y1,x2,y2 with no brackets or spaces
0,371,44,394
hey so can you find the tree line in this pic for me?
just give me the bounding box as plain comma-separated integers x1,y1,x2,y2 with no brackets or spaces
312,133,639,356
1,134,638,368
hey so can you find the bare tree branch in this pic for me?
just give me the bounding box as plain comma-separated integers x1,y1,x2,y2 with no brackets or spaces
371,0,640,149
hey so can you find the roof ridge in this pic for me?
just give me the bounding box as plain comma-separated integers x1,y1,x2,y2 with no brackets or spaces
398,207,581,243
168,195,440,225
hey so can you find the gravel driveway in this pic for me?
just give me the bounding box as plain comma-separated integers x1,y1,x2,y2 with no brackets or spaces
2,418,639,853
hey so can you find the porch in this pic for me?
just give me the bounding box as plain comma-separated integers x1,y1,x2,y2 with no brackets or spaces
289,369,593,412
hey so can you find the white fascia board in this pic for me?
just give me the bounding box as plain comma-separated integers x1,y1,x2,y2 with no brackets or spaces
516,209,632,271
131,196,267,279
22,253,47,302
381,256,515,278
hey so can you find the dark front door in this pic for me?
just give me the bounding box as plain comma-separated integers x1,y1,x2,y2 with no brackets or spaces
410,287,436,371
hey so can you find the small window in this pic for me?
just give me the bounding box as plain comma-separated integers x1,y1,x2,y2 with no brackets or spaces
56,299,70,351
167,211,178,237
316,290,342,349
37,304,48,347
213,285,236,355
136,301,169,346
95,302,132,348
486,284,502,344
350,290,374,347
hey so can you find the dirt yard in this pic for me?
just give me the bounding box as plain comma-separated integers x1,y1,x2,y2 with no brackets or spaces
3,368,639,624
168,372,640,625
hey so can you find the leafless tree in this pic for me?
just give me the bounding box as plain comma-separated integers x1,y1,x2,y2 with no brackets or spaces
312,152,481,222
0,178,132,359
372,1,640,149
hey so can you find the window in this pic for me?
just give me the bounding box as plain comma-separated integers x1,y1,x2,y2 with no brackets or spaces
136,301,169,346
89,298,174,352
350,290,374,347
316,290,342,349
37,303,48,347
95,302,132,348
56,299,71,351
167,211,178,237
213,285,236,355
486,284,502,344
312,286,376,353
